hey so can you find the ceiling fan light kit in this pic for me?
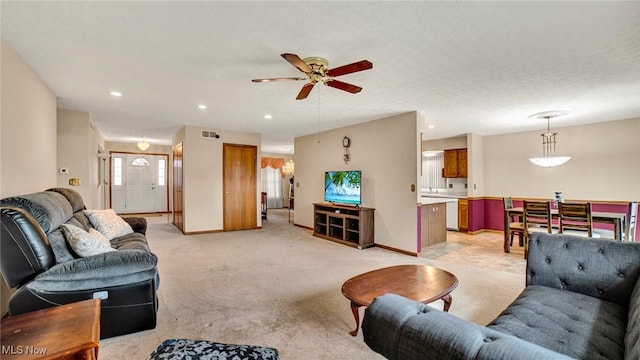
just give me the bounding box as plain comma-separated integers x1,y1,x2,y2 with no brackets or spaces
252,53,373,100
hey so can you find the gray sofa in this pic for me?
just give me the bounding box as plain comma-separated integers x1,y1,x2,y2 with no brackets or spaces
362,232,640,360
0,188,159,338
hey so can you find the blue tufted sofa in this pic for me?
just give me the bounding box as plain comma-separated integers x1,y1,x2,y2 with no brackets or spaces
362,232,640,360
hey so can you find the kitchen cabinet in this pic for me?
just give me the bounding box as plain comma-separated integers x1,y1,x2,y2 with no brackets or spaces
443,148,467,178
458,198,469,231
421,202,447,246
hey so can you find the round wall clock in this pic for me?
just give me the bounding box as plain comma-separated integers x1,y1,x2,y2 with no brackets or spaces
343,136,351,148
343,136,351,164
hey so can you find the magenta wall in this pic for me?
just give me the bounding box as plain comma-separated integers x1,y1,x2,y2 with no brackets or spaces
467,198,485,233
473,198,638,241
416,205,422,252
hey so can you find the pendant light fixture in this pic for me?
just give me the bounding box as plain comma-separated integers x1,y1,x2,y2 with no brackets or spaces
282,160,295,176
137,140,150,151
528,110,571,167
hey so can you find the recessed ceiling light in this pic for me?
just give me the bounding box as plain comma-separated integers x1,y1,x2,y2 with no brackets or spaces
264,114,273,120
110,91,122,97
198,104,207,110
428,124,435,129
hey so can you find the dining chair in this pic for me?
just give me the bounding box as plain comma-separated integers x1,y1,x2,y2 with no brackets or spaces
523,200,554,258
628,202,638,242
558,202,600,238
594,201,637,241
503,197,524,248
261,192,268,220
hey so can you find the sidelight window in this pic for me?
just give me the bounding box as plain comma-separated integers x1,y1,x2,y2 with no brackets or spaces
158,159,166,186
113,158,123,186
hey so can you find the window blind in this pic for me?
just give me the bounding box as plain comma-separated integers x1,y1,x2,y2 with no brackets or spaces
422,152,446,190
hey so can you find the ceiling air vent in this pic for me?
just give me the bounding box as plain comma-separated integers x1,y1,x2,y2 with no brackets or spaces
201,130,220,139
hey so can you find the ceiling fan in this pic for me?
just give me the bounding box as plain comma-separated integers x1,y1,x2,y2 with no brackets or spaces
252,53,373,100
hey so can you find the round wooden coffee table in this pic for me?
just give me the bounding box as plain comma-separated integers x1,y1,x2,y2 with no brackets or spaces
341,264,458,336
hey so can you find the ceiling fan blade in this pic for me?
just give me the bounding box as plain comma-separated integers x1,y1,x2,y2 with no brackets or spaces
252,77,306,83
296,83,315,100
281,53,312,73
325,80,362,94
327,60,373,77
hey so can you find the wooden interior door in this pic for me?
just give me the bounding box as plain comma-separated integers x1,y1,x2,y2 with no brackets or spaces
223,143,257,231
173,143,184,232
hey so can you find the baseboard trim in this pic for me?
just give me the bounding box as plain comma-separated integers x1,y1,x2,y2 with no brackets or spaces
183,229,225,235
294,223,314,231
375,244,421,257
482,229,503,234
467,229,486,235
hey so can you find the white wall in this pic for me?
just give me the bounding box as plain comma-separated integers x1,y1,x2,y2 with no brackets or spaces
175,126,261,233
422,135,467,151
1,38,57,197
1,37,57,315
467,133,484,197
483,117,640,201
57,108,105,209
295,112,422,254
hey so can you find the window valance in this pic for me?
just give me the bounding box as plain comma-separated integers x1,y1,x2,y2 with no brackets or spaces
261,157,285,176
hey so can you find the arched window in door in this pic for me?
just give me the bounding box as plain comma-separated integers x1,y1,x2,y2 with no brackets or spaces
131,158,150,166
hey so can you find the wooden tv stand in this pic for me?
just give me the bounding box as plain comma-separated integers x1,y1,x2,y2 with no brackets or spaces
313,203,375,249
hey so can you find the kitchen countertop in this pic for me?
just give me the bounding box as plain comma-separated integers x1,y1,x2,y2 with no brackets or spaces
421,197,458,205
421,193,467,199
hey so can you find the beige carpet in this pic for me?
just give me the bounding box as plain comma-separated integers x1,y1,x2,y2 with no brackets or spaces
100,209,525,359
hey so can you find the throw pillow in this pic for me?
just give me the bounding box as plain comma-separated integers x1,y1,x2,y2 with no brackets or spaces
84,209,133,240
61,224,116,257
89,228,110,244
149,339,280,360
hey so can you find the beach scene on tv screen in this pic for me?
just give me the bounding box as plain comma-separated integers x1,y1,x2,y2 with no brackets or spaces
324,171,361,204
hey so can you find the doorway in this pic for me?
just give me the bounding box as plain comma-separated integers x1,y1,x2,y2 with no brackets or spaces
173,143,184,231
223,143,258,231
111,153,169,213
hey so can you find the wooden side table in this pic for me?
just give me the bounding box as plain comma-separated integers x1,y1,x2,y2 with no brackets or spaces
1,299,100,360
342,265,458,336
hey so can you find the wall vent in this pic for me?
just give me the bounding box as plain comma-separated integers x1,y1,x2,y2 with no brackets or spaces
201,130,220,139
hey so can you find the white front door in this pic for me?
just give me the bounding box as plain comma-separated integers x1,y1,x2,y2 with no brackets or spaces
111,153,168,213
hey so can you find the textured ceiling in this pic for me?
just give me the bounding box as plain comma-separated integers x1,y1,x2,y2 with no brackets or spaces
2,1,639,153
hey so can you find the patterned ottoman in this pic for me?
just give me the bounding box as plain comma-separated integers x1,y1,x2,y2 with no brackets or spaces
149,339,280,360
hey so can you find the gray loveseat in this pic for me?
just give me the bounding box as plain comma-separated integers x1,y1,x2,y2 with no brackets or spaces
0,188,159,338
362,232,640,360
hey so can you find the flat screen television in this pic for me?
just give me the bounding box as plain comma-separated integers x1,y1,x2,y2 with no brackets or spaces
324,170,361,205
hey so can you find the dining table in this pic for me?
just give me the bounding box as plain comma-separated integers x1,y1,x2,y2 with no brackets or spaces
504,206,627,253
